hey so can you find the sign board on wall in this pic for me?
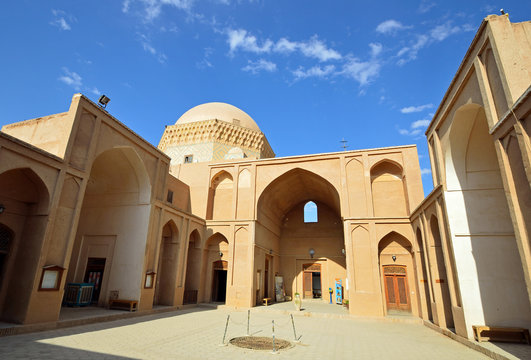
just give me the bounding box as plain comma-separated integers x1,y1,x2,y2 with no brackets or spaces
275,276,285,302
335,279,342,305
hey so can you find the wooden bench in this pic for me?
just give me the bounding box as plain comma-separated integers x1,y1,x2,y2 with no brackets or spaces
262,297,272,306
109,299,138,312
473,325,531,344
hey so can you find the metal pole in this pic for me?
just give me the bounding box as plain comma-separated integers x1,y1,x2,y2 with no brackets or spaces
247,309,250,336
220,314,230,346
271,320,277,354
290,314,300,342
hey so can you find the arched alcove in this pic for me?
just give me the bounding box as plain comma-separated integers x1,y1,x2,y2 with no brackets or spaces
208,171,233,220
154,220,179,306
378,231,415,314
445,103,531,328
184,229,202,304
65,147,152,308
0,168,50,323
370,161,407,217
236,169,251,219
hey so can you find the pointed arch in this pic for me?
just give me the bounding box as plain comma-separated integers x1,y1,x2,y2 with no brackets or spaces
257,168,341,223
208,170,234,220
370,161,408,217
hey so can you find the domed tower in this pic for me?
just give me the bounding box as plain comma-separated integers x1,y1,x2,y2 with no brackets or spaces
158,102,275,164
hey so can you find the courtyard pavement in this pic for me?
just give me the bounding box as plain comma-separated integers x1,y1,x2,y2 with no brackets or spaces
0,306,499,360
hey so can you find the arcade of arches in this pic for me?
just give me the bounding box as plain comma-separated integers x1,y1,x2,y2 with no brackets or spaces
0,15,530,342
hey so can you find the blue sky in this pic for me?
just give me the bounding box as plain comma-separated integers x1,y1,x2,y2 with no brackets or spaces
1,1,529,195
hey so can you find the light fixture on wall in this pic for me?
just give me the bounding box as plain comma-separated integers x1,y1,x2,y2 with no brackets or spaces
219,251,223,257
269,249,273,255
392,255,397,262
0,204,4,214
309,248,315,259
98,94,111,109
341,249,345,255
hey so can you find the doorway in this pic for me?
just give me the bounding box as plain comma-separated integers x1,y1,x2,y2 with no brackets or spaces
212,260,227,303
84,258,106,304
383,265,410,312
302,263,322,299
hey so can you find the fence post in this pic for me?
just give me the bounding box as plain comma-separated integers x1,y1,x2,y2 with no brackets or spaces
271,320,278,354
290,314,300,342
247,309,250,336
219,314,230,346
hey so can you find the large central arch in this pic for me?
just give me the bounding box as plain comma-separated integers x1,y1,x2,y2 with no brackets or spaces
255,168,345,303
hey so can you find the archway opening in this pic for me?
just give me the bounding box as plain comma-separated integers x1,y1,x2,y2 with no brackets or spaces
154,220,179,306
65,147,152,308
0,168,49,323
445,104,530,328
184,229,202,304
200,233,229,303
256,168,345,305
378,232,415,314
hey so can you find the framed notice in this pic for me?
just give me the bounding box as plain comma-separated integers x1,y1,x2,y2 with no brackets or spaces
39,265,64,291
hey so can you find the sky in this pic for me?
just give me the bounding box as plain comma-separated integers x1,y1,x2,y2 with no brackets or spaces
1,1,530,195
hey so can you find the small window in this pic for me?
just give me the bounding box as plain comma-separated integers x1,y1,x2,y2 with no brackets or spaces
232,119,241,126
167,190,173,203
184,155,193,164
304,201,318,223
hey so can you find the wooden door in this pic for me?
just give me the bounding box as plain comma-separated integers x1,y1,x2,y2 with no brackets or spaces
383,266,410,311
303,272,313,298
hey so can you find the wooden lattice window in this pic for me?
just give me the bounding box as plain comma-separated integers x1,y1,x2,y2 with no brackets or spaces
303,263,321,272
383,265,406,275
0,225,12,255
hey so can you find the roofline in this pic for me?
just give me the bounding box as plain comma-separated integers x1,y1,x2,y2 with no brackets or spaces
76,94,171,161
208,144,418,167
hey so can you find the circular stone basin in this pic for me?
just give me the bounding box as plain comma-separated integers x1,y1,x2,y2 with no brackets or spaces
229,336,292,351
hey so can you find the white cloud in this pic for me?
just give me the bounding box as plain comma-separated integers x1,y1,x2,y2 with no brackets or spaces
297,36,342,62
242,59,277,74
90,87,101,96
196,47,214,69
274,38,298,53
226,29,341,62
420,168,432,176
397,118,431,136
369,43,383,57
292,65,335,80
58,68,82,90
397,21,469,65
50,9,75,31
340,57,380,86
227,29,273,54
124,0,195,21
139,34,167,63
376,20,411,34
411,119,431,128
430,22,461,41
418,1,435,13
400,104,433,113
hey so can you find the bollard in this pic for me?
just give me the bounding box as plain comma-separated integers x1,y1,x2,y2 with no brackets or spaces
271,320,278,354
290,314,300,342
247,309,250,336
220,314,230,346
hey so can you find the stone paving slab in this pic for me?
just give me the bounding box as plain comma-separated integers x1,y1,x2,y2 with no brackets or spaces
0,307,494,360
